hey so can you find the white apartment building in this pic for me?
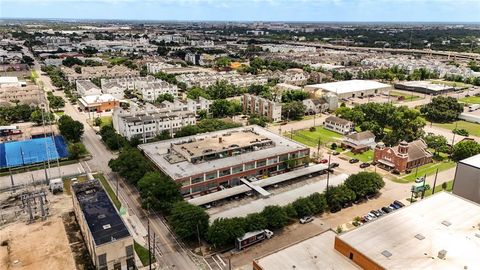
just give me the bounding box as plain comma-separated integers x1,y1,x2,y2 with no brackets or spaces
155,34,187,43
146,62,181,74
112,104,196,142
101,76,178,102
176,72,268,88
260,44,316,53
323,116,354,135
76,80,102,96
158,96,212,113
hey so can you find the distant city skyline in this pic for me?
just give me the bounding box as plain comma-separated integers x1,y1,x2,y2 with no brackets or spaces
1,0,479,23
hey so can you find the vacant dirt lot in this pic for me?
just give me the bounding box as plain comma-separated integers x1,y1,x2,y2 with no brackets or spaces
0,216,76,270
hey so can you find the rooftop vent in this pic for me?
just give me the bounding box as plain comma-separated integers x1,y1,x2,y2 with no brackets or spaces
381,250,392,258
441,220,452,227
415,234,425,240
475,233,480,239
438,250,447,259
98,214,106,219
103,224,111,230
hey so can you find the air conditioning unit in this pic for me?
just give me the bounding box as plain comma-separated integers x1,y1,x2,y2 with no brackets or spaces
438,250,447,260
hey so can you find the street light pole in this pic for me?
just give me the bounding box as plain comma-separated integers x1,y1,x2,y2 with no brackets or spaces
326,153,331,194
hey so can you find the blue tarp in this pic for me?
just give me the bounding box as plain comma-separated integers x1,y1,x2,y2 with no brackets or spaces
0,136,69,168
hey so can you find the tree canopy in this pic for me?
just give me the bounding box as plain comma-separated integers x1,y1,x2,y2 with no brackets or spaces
451,140,480,161
58,115,84,142
137,172,182,213
344,172,385,198
420,96,463,123
108,147,151,185
169,201,209,240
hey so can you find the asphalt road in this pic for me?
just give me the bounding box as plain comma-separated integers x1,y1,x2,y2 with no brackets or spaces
30,53,202,270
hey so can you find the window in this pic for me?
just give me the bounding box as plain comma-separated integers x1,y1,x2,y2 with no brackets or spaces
349,252,354,260
267,157,278,165
232,165,243,174
114,262,122,270
206,172,217,180
126,245,134,257
191,176,203,184
245,162,255,170
98,254,107,267
219,169,231,177
279,154,289,162
257,160,266,167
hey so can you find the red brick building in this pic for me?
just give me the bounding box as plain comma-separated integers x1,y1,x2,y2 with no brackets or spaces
374,139,433,173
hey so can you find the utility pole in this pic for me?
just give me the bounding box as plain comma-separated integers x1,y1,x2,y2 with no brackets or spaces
432,168,439,195
317,137,321,158
148,218,152,270
451,121,458,148
421,174,427,199
326,153,331,194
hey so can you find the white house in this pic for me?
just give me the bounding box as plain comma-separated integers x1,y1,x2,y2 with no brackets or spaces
323,116,354,135
101,81,125,100
341,131,376,153
76,80,102,96
303,98,329,114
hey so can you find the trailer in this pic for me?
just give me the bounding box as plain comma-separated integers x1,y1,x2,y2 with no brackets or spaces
235,229,273,250
49,178,63,194
468,104,480,112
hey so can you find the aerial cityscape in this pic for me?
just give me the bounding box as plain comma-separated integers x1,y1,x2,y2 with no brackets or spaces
1,0,480,270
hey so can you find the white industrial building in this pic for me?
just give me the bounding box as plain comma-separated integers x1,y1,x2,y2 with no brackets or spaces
305,80,391,99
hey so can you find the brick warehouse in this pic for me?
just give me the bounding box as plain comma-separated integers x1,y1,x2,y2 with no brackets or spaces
138,125,310,196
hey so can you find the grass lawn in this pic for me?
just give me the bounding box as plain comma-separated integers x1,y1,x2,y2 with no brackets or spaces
432,120,480,137
54,111,65,116
99,116,113,128
389,91,423,102
94,173,121,210
459,96,480,104
344,150,374,163
423,180,454,197
395,160,456,183
290,127,342,147
134,241,155,266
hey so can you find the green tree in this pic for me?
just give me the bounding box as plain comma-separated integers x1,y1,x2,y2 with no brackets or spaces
207,217,246,248
47,92,65,111
261,205,288,230
68,142,87,160
155,93,175,103
420,96,463,123
169,201,209,240
137,172,182,212
344,172,385,198
210,99,241,118
292,197,315,217
215,57,231,68
174,125,201,138
244,213,267,232
62,57,83,67
248,114,269,127
325,185,356,211
423,133,449,155
452,140,480,161
282,101,306,120
58,115,84,142
155,130,172,141
281,90,309,103
29,109,54,125
187,87,210,100
108,147,151,185
307,192,327,215
100,125,126,150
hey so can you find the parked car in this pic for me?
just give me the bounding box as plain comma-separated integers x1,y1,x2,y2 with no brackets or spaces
390,203,400,210
370,210,381,218
367,213,377,220
329,162,340,168
300,216,314,224
319,159,328,164
394,200,405,207
349,158,360,164
381,207,393,213
359,162,370,168
332,151,340,156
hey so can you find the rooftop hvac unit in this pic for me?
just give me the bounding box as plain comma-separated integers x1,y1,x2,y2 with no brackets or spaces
438,250,447,260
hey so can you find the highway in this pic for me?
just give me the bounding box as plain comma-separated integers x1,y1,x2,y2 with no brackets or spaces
28,49,204,270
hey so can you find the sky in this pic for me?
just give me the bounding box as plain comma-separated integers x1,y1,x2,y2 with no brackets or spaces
0,0,479,22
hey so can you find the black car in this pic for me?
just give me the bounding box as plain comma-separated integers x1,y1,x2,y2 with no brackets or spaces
349,158,360,164
329,162,340,169
359,162,370,168
381,207,392,213
390,203,400,210
394,200,405,207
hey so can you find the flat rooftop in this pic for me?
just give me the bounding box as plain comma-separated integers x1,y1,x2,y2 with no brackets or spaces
395,81,454,91
459,153,480,169
138,125,308,179
208,173,347,221
171,129,271,160
306,80,390,94
337,192,480,270
255,230,359,270
72,180,130,246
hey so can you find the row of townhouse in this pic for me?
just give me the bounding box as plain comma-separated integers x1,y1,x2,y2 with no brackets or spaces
0,85,45,105
241,93,282,122
176,72,269,88
101,76,178,101
260,44,316,53
112,105,195,142
62,65,140,83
